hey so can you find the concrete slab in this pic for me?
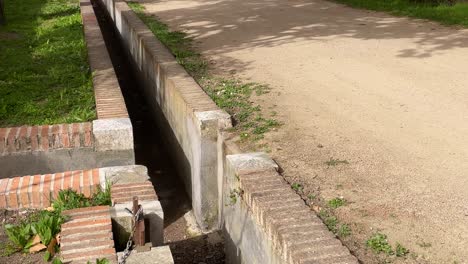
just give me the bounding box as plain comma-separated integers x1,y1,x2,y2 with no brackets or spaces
118,245,174,264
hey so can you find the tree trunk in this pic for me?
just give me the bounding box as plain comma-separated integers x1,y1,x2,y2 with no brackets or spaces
0,0,5,25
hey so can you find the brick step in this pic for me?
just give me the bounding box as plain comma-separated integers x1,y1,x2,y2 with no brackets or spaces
60,206,117,263
111,182,158,205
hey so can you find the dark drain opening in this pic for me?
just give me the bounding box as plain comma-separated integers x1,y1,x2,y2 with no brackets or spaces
90,1,226,263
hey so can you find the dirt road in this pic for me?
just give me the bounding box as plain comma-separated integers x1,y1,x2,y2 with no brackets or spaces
140,0,468,262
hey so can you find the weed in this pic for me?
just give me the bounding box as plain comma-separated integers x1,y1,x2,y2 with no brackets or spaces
307,194,316,200
328,197,347,209
337,224,351,237
0,0,95,126
0,241,18,256
52,185,111,212
32,211,64,246
87,258,110,264
325,158,349,167
227,188,243,206
3,222,34,252
417,241,432,248
323,216,338,233
366,233,394,255
291,183,303,192
395,243,410,257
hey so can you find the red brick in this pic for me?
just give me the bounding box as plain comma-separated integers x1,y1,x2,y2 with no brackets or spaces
60,232,112,244
31,175,42,208
62,248,115,261
62,218,111,229
91,169,100,193
0,179,10,208
19,176,31,208
62,124,70,148
8,177,21,209
63,171,72,190
53,173,64,199
67,211,109,221
72,123,81,147
84,122,92,147
61,223,111,237
42,174,53,207
82,169,92,197
30,126,39,151
63,205,109,217
41,126,49,151
51,125,60,148
17,126,28,151
72,170,82,193
61,238,113,252
7,127,18,152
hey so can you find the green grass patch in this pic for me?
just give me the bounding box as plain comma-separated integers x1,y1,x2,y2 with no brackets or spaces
0,0,95,127
334,0,468,27
325,158,349,167
128,2,280,143
366,232,409,257
328,197,347,209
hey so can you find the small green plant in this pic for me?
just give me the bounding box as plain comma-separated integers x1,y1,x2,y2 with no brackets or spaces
87,258,110,264
395,243,410,257
307,194,316,200
52,185,111,212
291,183,303,192
337,224,351,237
32,211,64,247
4,222,34,252
325,158,349,167
328,197,347,209
52,258,63,264
227,188,243,206
417,241,432,248
366,233,394,255
323,216,338,233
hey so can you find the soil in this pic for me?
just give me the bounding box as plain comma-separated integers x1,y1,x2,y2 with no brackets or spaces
0,209,46,264
137,0,468,263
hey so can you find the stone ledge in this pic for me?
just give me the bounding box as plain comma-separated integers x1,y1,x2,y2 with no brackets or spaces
92,118,134,151
226,153,359,264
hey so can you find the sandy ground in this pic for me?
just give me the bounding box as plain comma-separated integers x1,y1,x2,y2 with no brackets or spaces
139,0,468,262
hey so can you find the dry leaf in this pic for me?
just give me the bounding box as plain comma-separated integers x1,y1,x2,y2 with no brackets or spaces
45,206,54,212
29,243,47,253
47,238,57,256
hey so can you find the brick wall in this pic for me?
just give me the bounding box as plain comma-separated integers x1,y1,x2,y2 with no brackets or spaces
0,123,93,155
0,169,101,209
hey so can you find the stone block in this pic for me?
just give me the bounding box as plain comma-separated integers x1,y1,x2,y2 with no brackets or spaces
93,118,134,151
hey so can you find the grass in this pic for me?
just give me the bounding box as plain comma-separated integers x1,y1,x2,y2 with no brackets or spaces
325,158,349,167
0,0,95,127
328,197,347,208
291,182,303,192
334,0,468,27
366,232,409,257
128,2,280,143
